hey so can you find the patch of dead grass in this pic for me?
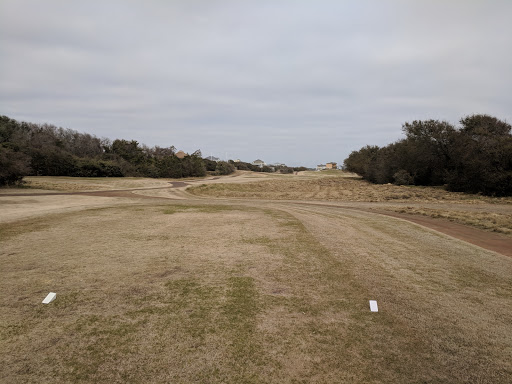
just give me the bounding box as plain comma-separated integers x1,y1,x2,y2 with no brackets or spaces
1,199,511,383
187,176,512,204
383,206,512,236
284,205,512,383
187,176,512,237
19,176,175,192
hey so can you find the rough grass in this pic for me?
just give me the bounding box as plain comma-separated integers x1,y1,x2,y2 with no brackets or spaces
187,175,512,235
17,176,175,192
285,205,512,383
383,206,512,235
187,176,512,204
1,189,512,382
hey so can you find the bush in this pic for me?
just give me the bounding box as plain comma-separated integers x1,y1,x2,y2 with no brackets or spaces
72,159,124,177
279,167,293,174
393,169,414,185
203,158,218,172
234,162,250,171
0,147,31,186
182,153,206,177
215,161,235,175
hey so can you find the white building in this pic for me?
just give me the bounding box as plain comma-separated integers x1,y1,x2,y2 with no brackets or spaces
252,159,266,168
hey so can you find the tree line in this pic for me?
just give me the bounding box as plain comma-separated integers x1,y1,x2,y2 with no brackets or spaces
228,161,307,174
343,114,512,196
0,115,236,185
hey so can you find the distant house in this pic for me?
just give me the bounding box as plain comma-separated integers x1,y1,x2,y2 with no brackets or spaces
252,159,266,168
175,150,187,159
326,162,337,169
316,164,326,171
205,156,220,162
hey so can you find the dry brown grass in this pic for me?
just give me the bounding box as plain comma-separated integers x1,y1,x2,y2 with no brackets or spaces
1,195,512,383
381,206,512,236
0,194,133,224
1,175,512,382
187,175,512,204
187,174,512,236
282,204,512,383
17,176,176,192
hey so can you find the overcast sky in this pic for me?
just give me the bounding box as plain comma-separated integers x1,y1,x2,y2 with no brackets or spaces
1,1,511,167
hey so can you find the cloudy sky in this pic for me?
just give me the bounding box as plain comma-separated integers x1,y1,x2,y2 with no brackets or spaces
1,1,511,167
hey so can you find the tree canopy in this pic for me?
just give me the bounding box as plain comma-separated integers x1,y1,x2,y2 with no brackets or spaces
0,115,214,185
343,114,512,196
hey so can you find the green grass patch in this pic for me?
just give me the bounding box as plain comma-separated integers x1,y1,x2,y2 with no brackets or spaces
63,315,143,383
222,276,265,381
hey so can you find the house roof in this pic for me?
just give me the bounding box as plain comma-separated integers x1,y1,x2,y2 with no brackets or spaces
175,150,187,159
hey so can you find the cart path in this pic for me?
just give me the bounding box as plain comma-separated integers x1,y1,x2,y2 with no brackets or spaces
371,209,512,257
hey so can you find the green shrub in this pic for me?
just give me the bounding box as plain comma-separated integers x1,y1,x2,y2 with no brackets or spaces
0,147,31,186
215,161,235,175
393,170,414,185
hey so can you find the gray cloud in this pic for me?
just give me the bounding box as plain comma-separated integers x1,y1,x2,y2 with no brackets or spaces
1,0,511,167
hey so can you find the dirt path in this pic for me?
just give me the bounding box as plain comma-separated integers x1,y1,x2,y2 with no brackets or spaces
370,209,512,257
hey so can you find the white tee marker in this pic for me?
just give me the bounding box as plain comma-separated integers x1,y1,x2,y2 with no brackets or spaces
369,300,378,312
42,292,56,304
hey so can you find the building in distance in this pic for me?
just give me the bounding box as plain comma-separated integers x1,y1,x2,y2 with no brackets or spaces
316,162,337,171
252,159,266,168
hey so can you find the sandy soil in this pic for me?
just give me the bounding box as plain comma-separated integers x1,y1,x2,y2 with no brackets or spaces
0,195,130,224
